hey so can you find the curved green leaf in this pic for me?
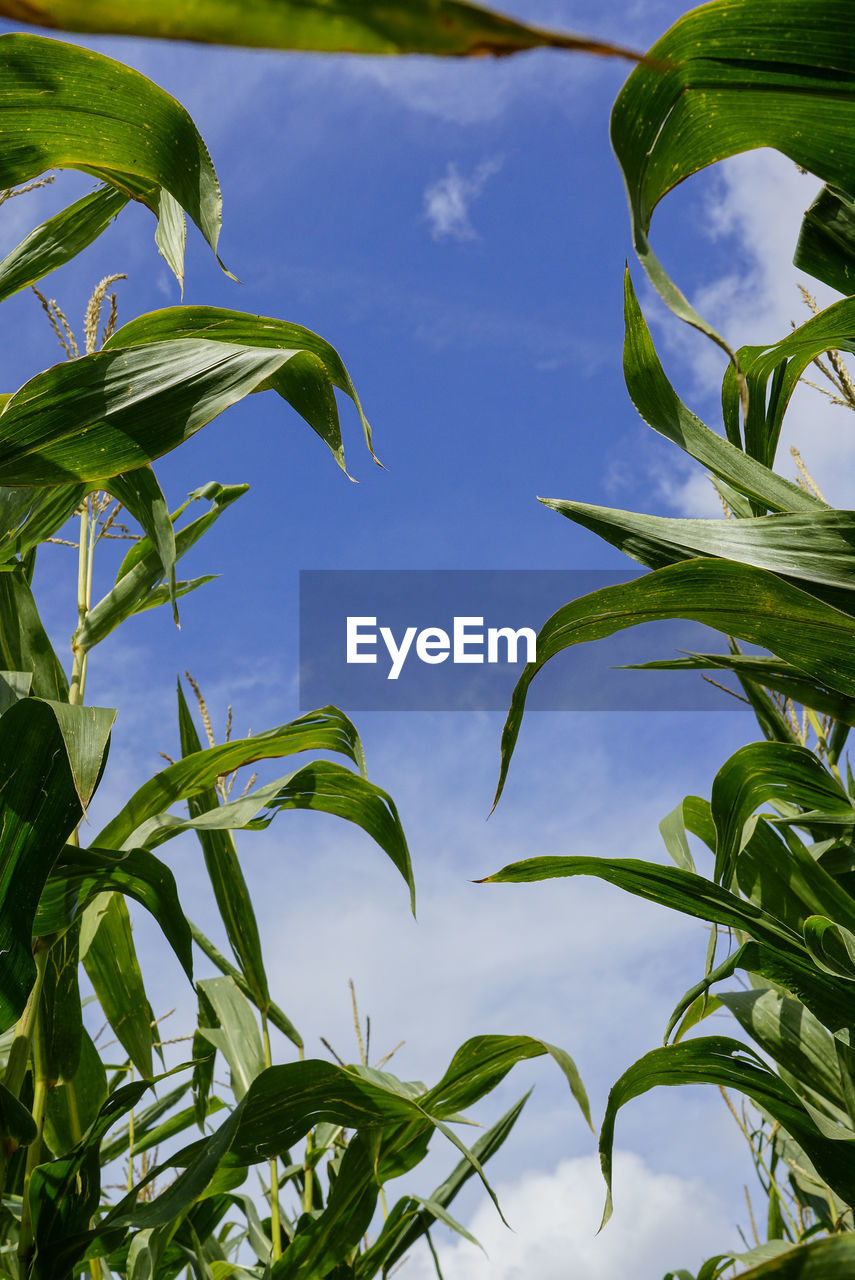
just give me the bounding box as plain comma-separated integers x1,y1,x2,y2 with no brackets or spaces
103,305,375,470
80,892,156,1078
629,653,855,730
35,844,192,979
804,915,855,982
721,295,855,466
95,705,365,848
612,1,855,347
188,919,302,1050
600,1037,855,1228
494,561,855,808
482,855,804,954
0,33,222,266
0,185,128,305
0,0,645,59
0,564,69,700
710,741,853,886
735,1235,855,1277
125,760,416,916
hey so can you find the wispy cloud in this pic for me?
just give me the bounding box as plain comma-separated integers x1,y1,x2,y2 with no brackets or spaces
423,157,503,242
402,1151,739,1280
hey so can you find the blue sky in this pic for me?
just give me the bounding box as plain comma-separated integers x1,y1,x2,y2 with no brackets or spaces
2,2,846,1274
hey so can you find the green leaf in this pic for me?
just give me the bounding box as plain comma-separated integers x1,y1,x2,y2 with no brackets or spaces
734,1235,855,1277
804,915,855,981
357,1093,529,1279
482,856,804,956
35,844,193,980
0,698,113,1031
611,1,855,347
543,499,855,593
628,653,855,729
80,892,155,1078
78,480,247,652
0,668,31,714
710,741,853,887
720,294,855,466
108,468,177,623
0,484,85,565
43,1028,108,1157
0,185,128,305
621,272,820,512
494,561,855,808
177,677,269,1013
0,565,69,699
795,185,855,298
0,33,223,272
126,760,416,916
718,987,846,1114
103,305,377,472
95,705,365,848
599,1037,855,1228
197,978,265,1101
0,1082,37,1147
30,1078,151,1280
0,0,646,59
421,1035,590,1128
188,920,302,1050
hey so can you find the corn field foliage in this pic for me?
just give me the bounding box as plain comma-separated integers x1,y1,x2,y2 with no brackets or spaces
0,0,854,1277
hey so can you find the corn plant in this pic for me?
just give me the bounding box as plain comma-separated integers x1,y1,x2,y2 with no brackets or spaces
486,2,855,1276
0,5,623,1276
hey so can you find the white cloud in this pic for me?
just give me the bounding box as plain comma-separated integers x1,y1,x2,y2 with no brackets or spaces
424,158,503,241
399,1150,739,1280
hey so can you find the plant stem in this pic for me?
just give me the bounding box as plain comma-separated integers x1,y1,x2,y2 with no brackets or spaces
262,1012,282,1262
69,496,94,707
18,1001,51,1263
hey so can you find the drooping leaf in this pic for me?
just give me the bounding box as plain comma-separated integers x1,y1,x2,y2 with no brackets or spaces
482,856,804,956
494,561,855,807
95,705,365,848
123,761,416,916
710,741,853,886
357,1093,529,1279
0,0,645,59
611,1,855,347
103,306,375,471
35,844,193,980
0,33,223,273
107,468,177,623
628,653,855,730
0,185,128,305
599,1037,855,1228
803,915,855,982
